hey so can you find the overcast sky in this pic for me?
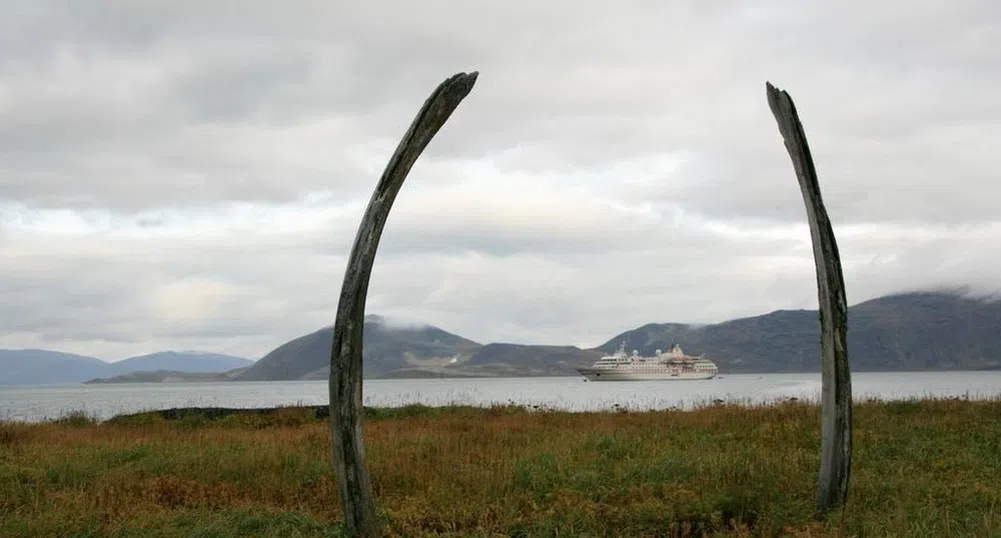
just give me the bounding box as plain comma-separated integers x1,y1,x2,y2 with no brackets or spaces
2,1,999,361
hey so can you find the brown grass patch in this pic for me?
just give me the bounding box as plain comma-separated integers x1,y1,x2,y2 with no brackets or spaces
1,398,1000,537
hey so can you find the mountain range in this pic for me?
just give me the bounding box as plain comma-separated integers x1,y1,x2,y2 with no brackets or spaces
0,351,254,386
594,291,1001,373
3,291,1000,385
232,290,1001,381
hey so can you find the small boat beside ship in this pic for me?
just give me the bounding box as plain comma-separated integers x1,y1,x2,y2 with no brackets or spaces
577,342,719,381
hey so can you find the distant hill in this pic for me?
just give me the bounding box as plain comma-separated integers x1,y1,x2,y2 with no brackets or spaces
108,352,253,375
458,343,603,377
236,315,482,380
235,314,606,381
0,350,109,386
1,349,254,386
598,291,1001,373
83,368,249,384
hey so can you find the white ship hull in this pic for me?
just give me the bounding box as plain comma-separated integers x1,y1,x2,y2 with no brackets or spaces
578,342,719,382
578,369,717,382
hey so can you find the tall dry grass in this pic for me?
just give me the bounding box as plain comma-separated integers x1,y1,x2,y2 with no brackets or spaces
1,398,999,537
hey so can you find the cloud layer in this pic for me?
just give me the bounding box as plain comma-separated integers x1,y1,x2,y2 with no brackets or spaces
2,1,999,360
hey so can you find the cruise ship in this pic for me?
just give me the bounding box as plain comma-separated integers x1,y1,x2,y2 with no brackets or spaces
577,342,719,381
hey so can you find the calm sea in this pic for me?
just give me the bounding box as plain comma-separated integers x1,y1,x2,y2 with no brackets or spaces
3,371,1001,423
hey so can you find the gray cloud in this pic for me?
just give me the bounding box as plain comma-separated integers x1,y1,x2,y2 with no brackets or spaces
1,0,1000,360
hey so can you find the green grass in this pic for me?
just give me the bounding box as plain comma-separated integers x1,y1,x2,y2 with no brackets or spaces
1,398,1000,537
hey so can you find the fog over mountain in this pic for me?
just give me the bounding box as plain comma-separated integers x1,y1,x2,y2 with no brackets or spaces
1,2,999,362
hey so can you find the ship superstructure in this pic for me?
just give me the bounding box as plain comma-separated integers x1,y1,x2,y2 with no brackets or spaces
578,342,719,381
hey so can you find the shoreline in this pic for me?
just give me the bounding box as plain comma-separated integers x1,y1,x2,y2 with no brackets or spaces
6,391,997,426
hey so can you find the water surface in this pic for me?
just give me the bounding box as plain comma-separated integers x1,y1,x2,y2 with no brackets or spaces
2,371,1000,422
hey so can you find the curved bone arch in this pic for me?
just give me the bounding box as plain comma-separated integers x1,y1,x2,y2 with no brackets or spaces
328,73,853,536
767,82,853,518
328,72,478,538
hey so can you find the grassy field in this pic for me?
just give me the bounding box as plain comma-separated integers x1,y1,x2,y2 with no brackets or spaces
1,398,1000,537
